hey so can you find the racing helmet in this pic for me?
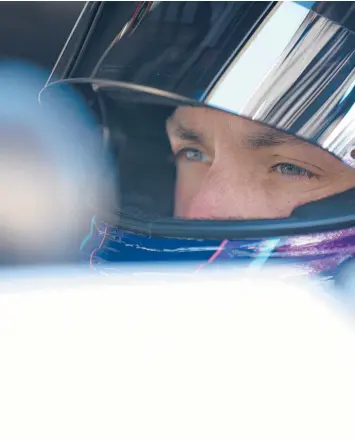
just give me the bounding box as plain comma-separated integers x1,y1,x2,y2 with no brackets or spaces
41,1,355,284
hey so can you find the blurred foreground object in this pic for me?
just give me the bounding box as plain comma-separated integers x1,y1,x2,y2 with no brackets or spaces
0,61,107,264
0,267,354,438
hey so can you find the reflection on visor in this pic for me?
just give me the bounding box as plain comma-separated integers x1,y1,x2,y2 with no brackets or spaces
60,1,355,166
208,2,355,161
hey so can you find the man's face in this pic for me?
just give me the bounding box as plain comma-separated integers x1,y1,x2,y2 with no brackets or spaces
166,106,355,220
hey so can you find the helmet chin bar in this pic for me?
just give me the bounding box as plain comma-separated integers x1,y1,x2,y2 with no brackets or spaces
101,187,355,241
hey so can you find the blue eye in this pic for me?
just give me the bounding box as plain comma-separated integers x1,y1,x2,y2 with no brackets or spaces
175,147,209,163
272,163,316,179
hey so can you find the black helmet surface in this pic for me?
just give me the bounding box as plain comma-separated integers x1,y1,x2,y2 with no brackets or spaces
39,2,355,287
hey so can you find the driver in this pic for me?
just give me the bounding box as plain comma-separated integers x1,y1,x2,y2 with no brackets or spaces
42,1,355,286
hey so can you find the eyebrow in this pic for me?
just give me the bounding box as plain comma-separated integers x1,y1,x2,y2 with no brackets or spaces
167,119,300,148
167,121,206,144
245,127,298,148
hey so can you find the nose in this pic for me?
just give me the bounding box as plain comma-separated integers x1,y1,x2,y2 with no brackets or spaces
183,155,265,220
184,174,242,220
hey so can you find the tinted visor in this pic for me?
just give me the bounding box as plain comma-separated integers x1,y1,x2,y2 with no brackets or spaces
41,80,355,240
53,2,355,161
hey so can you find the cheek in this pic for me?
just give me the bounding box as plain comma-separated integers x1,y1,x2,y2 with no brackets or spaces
174,163,209,216
264,185,298,217
260,177,323,217
263,179,339,218
175,171,311,219
173,158,330,220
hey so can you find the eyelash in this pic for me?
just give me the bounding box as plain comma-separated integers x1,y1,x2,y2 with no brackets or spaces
173,147,209,163
174,148,319,180
271,163,319,179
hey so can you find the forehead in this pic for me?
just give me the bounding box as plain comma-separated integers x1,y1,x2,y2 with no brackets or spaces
167,106,299,146
169,106,250,129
